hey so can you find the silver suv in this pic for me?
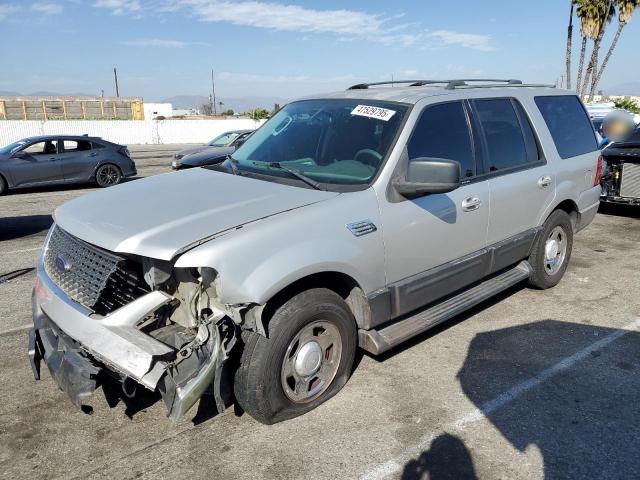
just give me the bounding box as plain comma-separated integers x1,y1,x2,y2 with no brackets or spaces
29,79,601,424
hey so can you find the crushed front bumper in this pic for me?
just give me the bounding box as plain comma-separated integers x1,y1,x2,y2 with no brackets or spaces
29,261,229,419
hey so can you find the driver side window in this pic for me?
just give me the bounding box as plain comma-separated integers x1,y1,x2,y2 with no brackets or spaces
407,102,476,178
23,140,58,155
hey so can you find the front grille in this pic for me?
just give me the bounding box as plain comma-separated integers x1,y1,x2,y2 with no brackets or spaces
620,162,640,199
44,226,150,313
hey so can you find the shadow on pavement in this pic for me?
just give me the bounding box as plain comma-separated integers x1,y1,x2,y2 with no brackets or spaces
598,202,640,218
457,319,640,479
0,214,52,240
402,433,477,480
0,267,35,284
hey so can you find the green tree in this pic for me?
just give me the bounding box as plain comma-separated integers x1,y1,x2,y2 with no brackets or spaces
582,0,615,100
590,0,640,97
566,2,575,89
613,98,640,113
575,0,601,94
248,108,269,119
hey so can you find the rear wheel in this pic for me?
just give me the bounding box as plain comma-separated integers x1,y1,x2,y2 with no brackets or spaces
95,164,122,187
528,210,574,289
234,288,357,424
0,175,6,195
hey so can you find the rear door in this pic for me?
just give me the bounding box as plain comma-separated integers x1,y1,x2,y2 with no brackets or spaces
471,98,554,268
58,139,98,182
10,139,63,186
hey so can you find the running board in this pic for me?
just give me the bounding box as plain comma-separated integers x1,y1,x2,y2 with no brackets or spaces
359,261,532,355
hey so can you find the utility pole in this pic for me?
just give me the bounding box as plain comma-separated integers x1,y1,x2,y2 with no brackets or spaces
211,69,217,116
114,67,120,97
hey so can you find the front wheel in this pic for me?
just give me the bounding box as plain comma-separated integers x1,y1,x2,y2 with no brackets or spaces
528,209,574,289
234,288,357,424
95,164,122,187
0,175,6,196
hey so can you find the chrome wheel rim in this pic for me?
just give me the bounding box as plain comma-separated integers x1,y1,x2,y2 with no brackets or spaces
281,320,342,403
544,226,567,275
98,165,119,186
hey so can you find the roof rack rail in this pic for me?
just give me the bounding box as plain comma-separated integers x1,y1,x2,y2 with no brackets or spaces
347,78,555,91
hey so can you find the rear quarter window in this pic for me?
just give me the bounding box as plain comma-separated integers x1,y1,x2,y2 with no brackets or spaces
534,95,598,159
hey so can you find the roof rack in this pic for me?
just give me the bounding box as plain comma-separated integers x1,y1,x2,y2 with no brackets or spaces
347,79,555,91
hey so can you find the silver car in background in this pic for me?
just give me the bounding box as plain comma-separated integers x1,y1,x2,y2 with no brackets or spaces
29,79,601,424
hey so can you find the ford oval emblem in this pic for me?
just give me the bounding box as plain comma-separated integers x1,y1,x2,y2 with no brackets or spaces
55,254,72,273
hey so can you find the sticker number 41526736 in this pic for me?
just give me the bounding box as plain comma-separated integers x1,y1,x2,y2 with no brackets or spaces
351,105,396,122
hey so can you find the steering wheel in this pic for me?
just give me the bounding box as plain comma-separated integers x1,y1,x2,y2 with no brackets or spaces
354,149,382,167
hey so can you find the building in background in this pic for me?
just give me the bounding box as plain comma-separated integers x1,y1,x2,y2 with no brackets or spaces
0,96,144,120
143,103,173,119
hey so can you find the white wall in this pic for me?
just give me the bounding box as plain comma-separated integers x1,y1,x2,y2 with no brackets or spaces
0,119,264,145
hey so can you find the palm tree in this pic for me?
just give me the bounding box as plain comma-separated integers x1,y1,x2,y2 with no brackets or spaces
589,0,640,97
575,0,600,93
566,2,575,89
582,0,615,99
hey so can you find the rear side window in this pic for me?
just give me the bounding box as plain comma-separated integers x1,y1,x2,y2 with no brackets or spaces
408,101,475,178
473,98,530,171
62,140,92,152
535,95,598,159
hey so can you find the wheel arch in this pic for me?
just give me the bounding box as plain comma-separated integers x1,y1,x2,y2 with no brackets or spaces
248,271,372,336
548,199,579,232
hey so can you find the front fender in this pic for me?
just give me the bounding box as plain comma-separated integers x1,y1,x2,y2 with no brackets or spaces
174,189,386,305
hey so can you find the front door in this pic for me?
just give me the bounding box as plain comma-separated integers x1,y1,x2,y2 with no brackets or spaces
379,100,490,318
10,139,63,186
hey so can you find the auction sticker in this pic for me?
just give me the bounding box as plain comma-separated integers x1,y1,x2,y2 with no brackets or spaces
351,105,396,121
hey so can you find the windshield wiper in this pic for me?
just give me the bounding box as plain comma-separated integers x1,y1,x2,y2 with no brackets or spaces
264,162,327,191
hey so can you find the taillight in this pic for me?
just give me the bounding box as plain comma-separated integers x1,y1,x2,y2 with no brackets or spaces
119,146,131,158
594,155,603,186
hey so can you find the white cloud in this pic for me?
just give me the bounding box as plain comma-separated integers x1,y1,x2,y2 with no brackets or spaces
428,30,494,51
94,0,141,15
166,0,387,35
0,4,20,21
31,2,63,14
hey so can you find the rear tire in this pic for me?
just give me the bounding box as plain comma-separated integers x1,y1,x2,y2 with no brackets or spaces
95,164,122,187
528,209,574,289
0,175,6,195
234,288,357,424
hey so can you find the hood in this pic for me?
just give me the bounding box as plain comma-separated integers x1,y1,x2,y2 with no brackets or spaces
181,146,234,166
55,169,338,260
175,145,211,158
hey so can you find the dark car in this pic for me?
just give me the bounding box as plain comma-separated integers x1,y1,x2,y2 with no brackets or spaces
601,125,640,205
172,130,253,170
0,135,136,195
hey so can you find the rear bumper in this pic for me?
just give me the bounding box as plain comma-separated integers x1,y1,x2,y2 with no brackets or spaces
575,185,601,232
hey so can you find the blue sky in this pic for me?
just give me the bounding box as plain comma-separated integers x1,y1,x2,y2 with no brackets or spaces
1,0,639,101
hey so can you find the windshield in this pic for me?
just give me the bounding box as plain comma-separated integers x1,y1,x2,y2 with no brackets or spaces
231,99,408,187
208,132,240,147
0,140,27,155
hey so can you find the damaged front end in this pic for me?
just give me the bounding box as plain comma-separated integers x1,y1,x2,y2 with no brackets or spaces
29,225,243,420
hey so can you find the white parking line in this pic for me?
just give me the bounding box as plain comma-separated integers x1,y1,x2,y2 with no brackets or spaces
0,324,32,337
0,247,40,255
360,318,640,480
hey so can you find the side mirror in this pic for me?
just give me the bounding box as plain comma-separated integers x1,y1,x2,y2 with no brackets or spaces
11,150,26,159
393,158,461,198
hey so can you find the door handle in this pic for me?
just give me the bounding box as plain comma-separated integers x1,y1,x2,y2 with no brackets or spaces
49,157,57,162
461,196,482,212
89,152,98,157
538,175,552,188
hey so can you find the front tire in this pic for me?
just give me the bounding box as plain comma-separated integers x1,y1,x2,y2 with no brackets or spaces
234,288,357,424
95,164,122,187
528,209,574,289
0,175,6,195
